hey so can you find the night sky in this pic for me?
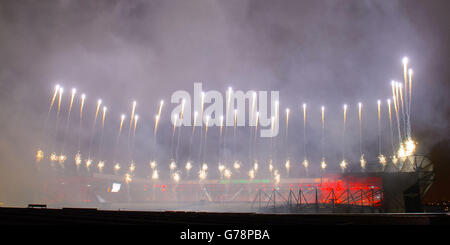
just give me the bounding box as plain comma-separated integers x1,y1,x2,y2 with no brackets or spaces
0,0,449,205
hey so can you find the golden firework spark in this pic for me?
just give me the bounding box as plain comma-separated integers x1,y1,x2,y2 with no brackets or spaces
302,159,309,169
340,159,348,171
93,99,102,127
35,149,44,162
224,168,232,179
202,163,208,171
133,114,139,136
172,172,180,183
57,87,63,116
169,160,177,171
378,154,387,166
219,115,224,137
97,161,105,172
185,161,192,171
248,169,255,180
253,161,258,171
320,157,327,170
58,154,67,164
114,163,121,172
129,162,136,173
119,114,126,136
152,169,159,180
75,152,82,166
125,173,132,184
285,108,290,136
85,158,93,169
198,169,207,180
101,106,107,128
392,155,399,165
79,94,86,120
67,88,76,120
49,84,60,113
50,152,58,162
285,159,290,170
274,173,280,185
360,154,367,169
150,160,157,170
218,163,225,173
129,100,137,134
233,161,241,170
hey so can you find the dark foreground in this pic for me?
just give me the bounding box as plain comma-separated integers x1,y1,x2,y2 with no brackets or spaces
0,207,449,225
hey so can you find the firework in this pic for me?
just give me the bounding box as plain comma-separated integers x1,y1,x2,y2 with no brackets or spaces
224,169,232,179
97,161,105,172
358,102,363,155
285,159,290,171
58,154,67,164
378,154,387,166
342,104,347,160
93,99,102,127
152,169,159,180
114,163,121,173
150,160,157,170
320,157,327,170
169,160,177,171
377,100,382,156
85,158,93,169
392,155,399,165
339,159,348,171
285,108,290,137
125,173,132,184
172,172,181,183
269,161,274,172
198,169,207,180
128,100,137,136
57,87,63,117
233,161,241,170
248,169,255,180
129,162,136,173
119,114,126,137
274,173,280,185
218,163,225,173
49,84,60,114
185,161,192,171
35,149,44,162
75,152,82,167
50,152,58,162
253,161,258,171
302,159,309,169
202,163,208,171
360,154,366,169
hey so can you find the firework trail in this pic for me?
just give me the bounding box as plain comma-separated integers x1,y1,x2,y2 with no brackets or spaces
392,82,402,145
153,100,164,159
358,102,363,156
112,114,126,162
59,88,77,164
342,104,347,160
202,116,210,163
407,68,413,138
188,111,198,161
97,106,107,160
87,99,102,159
377,100,382,155
128,101,137,138
321,106,325,159
387,99,395,155
52,87,63,155
175,100,186,161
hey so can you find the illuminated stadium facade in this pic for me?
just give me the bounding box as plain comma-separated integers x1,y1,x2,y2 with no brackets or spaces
39,155,434,213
